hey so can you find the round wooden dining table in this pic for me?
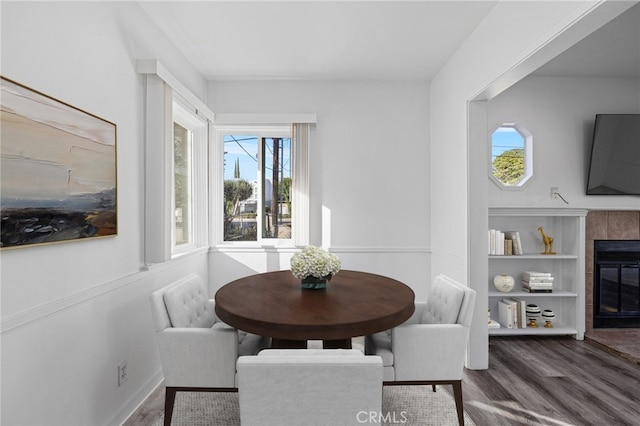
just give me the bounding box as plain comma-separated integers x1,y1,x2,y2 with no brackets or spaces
214,269,415,349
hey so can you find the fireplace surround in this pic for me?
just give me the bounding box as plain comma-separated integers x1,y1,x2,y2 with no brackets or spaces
586,211,640,331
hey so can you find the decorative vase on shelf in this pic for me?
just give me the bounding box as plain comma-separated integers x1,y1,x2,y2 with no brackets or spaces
300,275,332,290
493,274,515,293
542,309,555,328
526,304,541,327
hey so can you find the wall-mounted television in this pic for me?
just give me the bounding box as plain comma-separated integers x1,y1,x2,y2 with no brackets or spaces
586,114,640,195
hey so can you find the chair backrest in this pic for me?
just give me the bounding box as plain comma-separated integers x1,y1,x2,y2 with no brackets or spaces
455,277,476,327
149,273,216,331
421,274,476,326
237,349,383,425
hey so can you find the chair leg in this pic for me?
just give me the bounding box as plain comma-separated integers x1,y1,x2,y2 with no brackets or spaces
451,380,464,426
432,384,437,392
164,387,177,426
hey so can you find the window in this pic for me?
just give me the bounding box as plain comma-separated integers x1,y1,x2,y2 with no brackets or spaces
171,98,208,255
172,99,207,253
221,128,292,243
261,137,292,239
139,60,214,264
490,123,533,188
173,121,191,246
213,122,311,247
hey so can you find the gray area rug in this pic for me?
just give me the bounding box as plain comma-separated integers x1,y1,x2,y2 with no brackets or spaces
151,385,475,426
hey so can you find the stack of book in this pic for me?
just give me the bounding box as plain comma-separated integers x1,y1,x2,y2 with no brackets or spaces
488,229,523,255
488,308,501,328
498,297,527,329
522,271,553,293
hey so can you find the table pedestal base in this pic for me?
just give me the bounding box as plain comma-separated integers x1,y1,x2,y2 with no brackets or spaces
270,338,352,349
322,339,352,349
271,338,307,349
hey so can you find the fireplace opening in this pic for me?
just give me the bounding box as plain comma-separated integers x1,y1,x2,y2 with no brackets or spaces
594,240,640,328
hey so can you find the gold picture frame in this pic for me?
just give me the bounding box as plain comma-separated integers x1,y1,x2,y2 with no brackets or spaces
1,76,117,249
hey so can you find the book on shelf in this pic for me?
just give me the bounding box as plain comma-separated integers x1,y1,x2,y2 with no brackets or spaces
489,229,522,255
524,278,555,284
498,299,515,328
488,319,501,329
524,274,554,280
521,280,553,287
522,286,553,293
489,229,499,255
497,232,504,255
504,231,523,255
522,270,554,291
522,271,554,292
504,239,513,255
504,297,527,329
522,271,552,279
488,230,495,255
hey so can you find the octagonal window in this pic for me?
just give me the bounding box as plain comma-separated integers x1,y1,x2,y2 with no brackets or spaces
490,123,533,188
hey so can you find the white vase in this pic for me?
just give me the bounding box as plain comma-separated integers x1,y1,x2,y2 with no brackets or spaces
493,274,515,292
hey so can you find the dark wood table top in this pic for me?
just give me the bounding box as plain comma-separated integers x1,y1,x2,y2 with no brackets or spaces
214,270,415,342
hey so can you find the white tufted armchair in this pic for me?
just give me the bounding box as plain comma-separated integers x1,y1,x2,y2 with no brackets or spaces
149,273,269,426
365,274,476,425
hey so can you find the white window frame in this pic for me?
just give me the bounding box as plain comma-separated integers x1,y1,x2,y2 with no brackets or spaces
489,122,534,190
138,59,213,264
172,98,208,255
211,116,314,249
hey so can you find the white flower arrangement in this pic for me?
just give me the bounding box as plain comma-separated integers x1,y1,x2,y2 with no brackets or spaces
290,246,341,280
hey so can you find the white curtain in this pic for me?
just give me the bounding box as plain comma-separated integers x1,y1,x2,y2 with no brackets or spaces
292,123,310,246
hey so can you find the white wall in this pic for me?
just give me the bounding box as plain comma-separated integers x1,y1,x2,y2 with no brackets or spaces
488,76,640,209
1,3,210,425
432,1,635,369
432,0,607,286
208,81,432,300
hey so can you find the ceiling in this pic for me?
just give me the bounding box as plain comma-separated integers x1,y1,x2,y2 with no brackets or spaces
138,1,497,81
531,2,640,78
139,1,640,82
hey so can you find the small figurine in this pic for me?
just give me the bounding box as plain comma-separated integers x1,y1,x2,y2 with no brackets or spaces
537,226,556,255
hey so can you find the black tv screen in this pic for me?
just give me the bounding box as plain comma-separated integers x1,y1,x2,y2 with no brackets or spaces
586,114,640,195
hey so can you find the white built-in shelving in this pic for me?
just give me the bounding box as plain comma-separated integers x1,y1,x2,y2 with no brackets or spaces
488,208,587,339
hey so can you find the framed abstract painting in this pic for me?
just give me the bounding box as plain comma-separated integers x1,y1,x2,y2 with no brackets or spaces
1,76,117,249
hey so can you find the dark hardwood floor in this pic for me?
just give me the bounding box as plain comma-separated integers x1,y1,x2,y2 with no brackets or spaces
460,336,640,425
125,336,640,425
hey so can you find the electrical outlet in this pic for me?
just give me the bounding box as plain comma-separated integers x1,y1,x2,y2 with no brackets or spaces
551,187,559,199
118,361,128,387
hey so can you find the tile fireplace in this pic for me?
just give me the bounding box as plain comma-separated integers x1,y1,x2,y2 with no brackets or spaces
586,211,640,331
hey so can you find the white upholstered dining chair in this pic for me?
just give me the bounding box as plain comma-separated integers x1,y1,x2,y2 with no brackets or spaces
149,273,269,426
365,274,476,426
237,349,383,425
